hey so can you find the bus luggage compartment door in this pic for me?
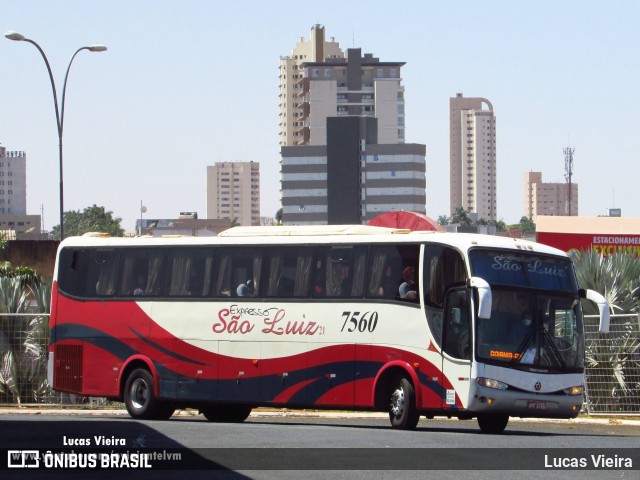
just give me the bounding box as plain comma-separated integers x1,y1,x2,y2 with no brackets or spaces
218,341,261,403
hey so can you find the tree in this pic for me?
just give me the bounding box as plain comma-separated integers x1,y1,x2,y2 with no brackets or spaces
275,208,283,226
572,249,640,315
51,205,124,239
492,220,507,232
451,206,472,226
519,216,536,235
437,215,449,226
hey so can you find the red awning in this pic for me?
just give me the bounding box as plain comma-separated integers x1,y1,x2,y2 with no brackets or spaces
368,211,444,232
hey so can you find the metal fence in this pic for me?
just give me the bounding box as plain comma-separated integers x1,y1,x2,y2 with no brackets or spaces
583,314,640,415
0,313,56,404
1,313,639,415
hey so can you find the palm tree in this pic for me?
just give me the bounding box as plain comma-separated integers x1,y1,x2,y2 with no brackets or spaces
437,215,450,226
571,249,640,413
571,249,640,314
451,206,472,226
0,275,52,404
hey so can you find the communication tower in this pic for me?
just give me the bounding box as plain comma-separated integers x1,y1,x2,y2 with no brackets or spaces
563,147,575,216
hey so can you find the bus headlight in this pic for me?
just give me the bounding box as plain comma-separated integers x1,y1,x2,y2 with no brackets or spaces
563,386,584,396
476,377,508,390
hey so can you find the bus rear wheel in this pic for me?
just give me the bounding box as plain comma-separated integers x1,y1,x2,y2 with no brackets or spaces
477,413,509,434
200,404,252,423
124,368,174,420
388,374,420,430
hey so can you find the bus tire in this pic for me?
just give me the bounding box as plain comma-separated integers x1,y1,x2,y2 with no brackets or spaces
124,368,165,420
152,402,176,420
477,413,509,434
388,374,420,430
201,404,252,423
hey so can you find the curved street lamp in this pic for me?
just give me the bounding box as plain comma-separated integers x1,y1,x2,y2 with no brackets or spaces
4,31,107,240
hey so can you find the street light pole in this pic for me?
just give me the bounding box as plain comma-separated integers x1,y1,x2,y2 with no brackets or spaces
5,31,106,240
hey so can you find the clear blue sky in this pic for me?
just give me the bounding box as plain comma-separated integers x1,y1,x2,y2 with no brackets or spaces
1,1,638,231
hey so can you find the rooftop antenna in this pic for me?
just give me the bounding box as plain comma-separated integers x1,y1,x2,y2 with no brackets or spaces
563,146,575,216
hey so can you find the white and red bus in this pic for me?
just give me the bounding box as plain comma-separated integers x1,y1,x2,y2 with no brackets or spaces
48,225,610,433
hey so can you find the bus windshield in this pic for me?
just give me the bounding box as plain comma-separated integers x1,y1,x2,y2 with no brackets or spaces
474,290,584,372
469,249,583,372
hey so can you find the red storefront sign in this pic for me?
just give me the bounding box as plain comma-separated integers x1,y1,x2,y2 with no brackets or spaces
537,232,640,256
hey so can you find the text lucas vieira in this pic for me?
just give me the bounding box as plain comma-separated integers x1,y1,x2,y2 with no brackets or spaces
63,436,125,446
545,454,632,469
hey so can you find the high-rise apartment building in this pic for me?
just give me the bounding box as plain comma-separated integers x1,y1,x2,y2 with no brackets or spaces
279,25,406,146
449,93,497,222
0,145,26,215
279,27,424,225
524,171,578,220
0,145,43,238
206,161,260,226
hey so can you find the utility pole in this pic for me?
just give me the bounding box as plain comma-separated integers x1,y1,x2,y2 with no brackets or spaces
564,147,575,216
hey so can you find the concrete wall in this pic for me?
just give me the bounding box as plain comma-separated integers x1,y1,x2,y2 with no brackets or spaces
0,240,59,277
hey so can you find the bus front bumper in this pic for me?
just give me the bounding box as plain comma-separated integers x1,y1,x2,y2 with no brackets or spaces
468,384,582,419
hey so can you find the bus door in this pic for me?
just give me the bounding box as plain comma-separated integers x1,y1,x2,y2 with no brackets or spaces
440,287,472,409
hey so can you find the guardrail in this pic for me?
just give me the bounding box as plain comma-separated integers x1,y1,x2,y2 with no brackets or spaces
584,313,640,415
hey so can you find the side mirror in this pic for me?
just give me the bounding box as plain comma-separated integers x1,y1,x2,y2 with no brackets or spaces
469,277,492,319
582,289,611,334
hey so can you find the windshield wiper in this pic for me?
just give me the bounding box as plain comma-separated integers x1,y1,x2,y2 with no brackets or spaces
540,327,566,369
511,329,535,366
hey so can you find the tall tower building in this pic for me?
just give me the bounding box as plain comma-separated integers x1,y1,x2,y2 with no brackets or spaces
0,145,42,238
279,25,406,146
279,25,344,147
449,93,497,221
279,27,424,226
206,161,260,226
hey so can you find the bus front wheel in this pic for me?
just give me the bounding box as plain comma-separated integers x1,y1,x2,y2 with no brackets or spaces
477,413,509,434
388,374,420,430
124,368,174,420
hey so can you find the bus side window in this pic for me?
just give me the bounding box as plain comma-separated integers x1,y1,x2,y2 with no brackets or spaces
164,249,214,297
91,249,116,297
320,246,366,298
58,248,90,297
117,249,163,297
265,247,313,298
396,245,420,303
366,245,401,299
423,245,466,307
213,248,262,298
423,245,467,347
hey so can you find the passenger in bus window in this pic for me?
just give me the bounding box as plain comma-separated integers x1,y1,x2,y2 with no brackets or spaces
133,276,146,296
399,266,417,301
237,280,254,297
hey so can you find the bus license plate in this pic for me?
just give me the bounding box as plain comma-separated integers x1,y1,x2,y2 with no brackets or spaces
528,400,547,410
